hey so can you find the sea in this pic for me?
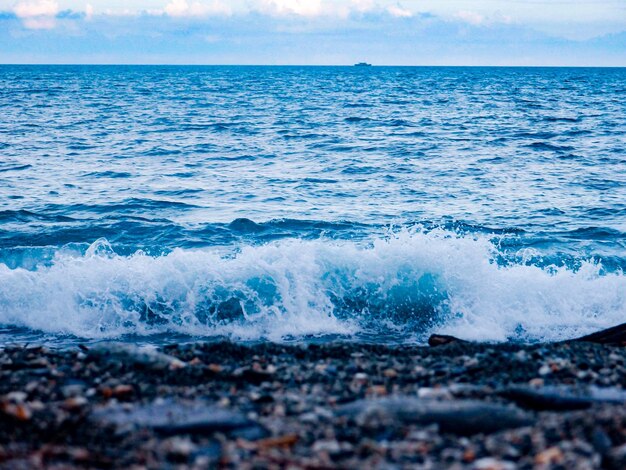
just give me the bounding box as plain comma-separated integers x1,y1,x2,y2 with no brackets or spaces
1,65,625,346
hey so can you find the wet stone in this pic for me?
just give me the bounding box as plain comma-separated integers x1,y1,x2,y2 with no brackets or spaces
337,397,533,435
86,342,186,371
502,385,626,411
92,400,267,437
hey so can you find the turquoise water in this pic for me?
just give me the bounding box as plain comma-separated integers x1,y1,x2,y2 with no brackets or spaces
1,65,625,344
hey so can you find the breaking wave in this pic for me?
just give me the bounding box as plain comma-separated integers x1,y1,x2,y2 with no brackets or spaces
0,229,625,344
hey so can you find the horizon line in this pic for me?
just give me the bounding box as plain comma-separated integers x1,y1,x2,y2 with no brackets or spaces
1,63,625,68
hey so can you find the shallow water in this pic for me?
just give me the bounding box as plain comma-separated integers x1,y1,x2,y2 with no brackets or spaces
1,65,625,345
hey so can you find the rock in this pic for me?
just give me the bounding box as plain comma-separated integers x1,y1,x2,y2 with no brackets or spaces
606,443,626,470
62,396,88,411
86,343,186,371
534,446,564,465
0,401,32,421
5,391,27,403
428,334,468,347
538,364,552,376
191,441,222,466
417,387,454,400
163,436,196,462
61,382,86,398
92,400,266,438
433,322,626,347
573,322,626,346
367,385,387,396
501,385,626,411
313,439,341,455
253,434,299,450
473,457,516,470
112,384,134,399
591,428,612,454
337,397,533,435
232,367,273,385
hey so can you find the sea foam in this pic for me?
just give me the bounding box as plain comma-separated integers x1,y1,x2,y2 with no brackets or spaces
0,229,624,343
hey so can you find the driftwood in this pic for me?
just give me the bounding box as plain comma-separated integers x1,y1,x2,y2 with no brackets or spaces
428,322,626,347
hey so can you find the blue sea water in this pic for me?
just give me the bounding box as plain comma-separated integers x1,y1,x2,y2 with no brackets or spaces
0,65,625,345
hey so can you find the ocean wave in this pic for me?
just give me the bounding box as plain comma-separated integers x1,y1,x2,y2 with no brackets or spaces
0,229,624,344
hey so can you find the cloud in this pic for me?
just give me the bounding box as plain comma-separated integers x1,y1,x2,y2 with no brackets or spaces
455,10,512,27
260,0,323,17
349,0,375,14
257,1,415,20
13,0,59,29
258,0,392,18
455,10,485,26
164,0,231,17
387,4,412,19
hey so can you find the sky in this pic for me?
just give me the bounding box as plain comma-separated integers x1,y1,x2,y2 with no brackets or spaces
0,1,625,65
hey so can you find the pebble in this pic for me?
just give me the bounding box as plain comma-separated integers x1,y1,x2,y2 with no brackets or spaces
473,457,516,470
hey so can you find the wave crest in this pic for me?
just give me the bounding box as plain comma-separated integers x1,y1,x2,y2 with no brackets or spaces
0,229,624,343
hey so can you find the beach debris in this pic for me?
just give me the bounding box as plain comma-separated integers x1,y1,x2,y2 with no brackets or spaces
336,397,533,435
501,385,626,411
92,400,267,438
85,342,186,371
573,322,626,346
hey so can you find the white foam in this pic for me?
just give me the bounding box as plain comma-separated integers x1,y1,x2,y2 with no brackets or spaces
0,230,624,343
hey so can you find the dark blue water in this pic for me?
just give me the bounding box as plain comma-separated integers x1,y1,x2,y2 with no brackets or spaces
1,65,625,345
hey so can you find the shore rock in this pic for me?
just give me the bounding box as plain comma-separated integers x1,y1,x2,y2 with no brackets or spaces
85,342,186,371
337,397,533,435
502,385,626,411
92,400,266,438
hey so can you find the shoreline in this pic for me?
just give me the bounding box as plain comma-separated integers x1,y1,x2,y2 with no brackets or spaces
1,340,625,468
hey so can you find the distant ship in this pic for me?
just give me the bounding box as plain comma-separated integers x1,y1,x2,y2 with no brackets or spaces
354,62,372,67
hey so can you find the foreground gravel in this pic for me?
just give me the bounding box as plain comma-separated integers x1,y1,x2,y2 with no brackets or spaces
1,340,625,469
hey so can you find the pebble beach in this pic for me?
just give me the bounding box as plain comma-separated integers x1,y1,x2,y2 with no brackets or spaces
1,338,625,469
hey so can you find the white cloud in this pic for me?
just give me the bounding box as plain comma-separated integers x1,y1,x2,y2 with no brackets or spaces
85,3,94,20
261,0,323,17
13,0,59,29
455,9,513,26
456,10,484,26
387,4,412,18
350,0,375,13
164,0,231,17
256,0,416,19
